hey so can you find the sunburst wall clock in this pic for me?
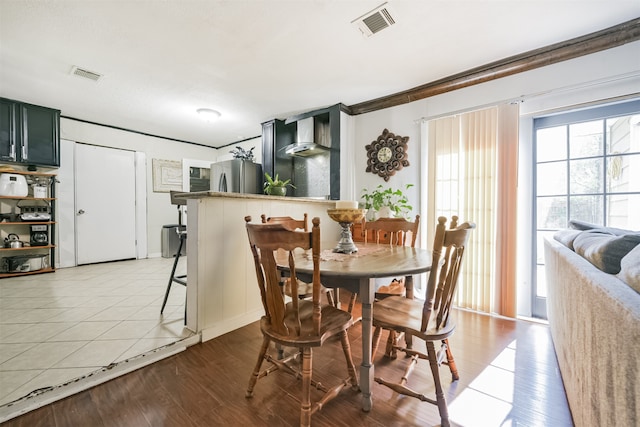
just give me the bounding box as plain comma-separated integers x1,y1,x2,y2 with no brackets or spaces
365,128,409,181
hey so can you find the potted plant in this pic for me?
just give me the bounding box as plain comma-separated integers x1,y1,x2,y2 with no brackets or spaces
360,184,413,219
229,146,255,161
264,172,296,196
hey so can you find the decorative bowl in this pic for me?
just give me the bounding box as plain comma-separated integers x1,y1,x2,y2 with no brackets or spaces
326,208,367,223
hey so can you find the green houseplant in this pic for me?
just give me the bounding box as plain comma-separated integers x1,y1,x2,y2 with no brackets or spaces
264,172,296,196
360,184,413,219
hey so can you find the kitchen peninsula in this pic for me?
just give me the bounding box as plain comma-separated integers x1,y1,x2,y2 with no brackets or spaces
178,191,341,341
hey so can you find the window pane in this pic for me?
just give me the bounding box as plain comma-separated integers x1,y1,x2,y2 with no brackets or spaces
536,265,547,298
537,162,567,196
570,121,603,158
607,114,640,154
569,195,603,225
536,230,555,264
537,126,567,162
570,158,603,194
537,196,567,229
607,194,640,230
607,154,640,193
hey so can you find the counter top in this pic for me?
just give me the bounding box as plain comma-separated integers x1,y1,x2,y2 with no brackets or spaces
176,191,336,205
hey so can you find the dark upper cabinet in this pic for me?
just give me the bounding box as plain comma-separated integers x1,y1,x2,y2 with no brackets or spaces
0,98,60,167
261,118,296,184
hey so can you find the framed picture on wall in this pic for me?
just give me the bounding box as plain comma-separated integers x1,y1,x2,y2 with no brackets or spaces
152,159,182,192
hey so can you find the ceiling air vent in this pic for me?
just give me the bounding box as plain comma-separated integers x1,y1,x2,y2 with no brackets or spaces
70,66,103,82
352,2,396,37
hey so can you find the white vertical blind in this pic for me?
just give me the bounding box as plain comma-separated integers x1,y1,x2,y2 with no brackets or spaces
425,104,519,316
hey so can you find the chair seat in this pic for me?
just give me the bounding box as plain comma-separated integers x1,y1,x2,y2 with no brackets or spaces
373,296,456,341
375,277,406,298
261,300,353,347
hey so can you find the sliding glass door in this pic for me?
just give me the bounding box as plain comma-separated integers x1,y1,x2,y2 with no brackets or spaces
532,99,640,318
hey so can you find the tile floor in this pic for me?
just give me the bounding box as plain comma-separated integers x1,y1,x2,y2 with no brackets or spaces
0,256,192,408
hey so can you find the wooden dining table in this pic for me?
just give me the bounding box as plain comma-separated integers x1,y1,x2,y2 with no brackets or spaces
277,243,433,412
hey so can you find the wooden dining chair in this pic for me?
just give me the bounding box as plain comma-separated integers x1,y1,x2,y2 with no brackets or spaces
244,216,359,427
371,216,475,427
364,215,421,298
262,213,345,310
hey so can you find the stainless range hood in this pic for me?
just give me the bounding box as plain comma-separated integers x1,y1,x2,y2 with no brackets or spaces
283,117,329,157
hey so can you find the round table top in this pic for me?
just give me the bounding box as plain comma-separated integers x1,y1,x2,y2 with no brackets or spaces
283,243,433,279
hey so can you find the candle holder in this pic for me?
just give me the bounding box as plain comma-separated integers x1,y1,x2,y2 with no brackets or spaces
326,208,367,254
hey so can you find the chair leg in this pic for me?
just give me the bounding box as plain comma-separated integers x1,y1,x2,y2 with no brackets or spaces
426,341,450,427
161,234,185,314
404,275,413,350
347,292,358,314
385,330,398,359
333,288,340,309
443,338,459,381
339,330,359,389
246,336,271,398
372,326,383,360
300,347,312,427
325,288,336,307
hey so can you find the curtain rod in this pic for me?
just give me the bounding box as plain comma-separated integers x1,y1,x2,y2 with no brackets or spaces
415,71,640,123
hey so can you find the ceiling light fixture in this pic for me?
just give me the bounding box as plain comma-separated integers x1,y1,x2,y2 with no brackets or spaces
197,108,221,122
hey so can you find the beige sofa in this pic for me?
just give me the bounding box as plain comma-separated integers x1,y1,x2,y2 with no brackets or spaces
544,232,640,427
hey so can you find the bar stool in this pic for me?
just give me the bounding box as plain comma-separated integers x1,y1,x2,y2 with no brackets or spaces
160,227,187,315
161,191,187,319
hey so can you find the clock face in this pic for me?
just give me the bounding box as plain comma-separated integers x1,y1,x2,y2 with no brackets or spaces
377,146,392,163
365,129,410,181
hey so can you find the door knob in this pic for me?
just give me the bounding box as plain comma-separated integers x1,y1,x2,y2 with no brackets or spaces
77,209,85,215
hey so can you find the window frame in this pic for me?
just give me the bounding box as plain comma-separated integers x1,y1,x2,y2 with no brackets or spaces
531,98,640,319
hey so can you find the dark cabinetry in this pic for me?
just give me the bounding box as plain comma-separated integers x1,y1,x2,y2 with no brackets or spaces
0,98,60,167
261,118,297,185
261,104,344,200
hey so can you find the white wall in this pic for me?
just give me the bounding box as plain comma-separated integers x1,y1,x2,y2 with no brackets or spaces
349,41,640,316
60,119,219,257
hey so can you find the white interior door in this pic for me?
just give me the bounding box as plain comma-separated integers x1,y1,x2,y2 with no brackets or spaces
75,144,137,265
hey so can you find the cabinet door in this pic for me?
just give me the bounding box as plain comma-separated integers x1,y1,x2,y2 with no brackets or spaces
20,103,60,166
0,99,18,162
261,120,275,179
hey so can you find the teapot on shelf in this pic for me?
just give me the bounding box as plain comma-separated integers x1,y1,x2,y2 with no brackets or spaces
4,233,26,248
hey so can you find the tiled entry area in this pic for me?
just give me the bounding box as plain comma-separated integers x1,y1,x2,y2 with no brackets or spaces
0,257,192,408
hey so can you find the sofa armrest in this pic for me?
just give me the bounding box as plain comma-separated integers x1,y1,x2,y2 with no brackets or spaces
544,237,640,427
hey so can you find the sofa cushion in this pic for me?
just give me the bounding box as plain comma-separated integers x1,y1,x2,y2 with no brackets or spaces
573,229,640,274
553,229,582,250
618,244,640,293
568,219,630,236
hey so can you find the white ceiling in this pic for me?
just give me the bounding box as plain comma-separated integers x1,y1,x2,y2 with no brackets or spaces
1,1,639,148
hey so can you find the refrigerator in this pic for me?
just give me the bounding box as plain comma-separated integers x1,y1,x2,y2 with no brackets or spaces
210,159,262,194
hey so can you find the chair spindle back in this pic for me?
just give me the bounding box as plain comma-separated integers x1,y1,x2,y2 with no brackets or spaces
245,216,321,337
364,215,420,247
421,216,475,332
